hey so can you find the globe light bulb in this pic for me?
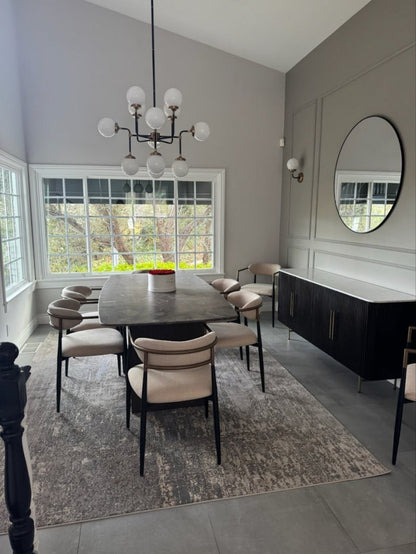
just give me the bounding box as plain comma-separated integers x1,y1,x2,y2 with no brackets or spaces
145,107,166,130
149,170,164,179
97,117,117,138
126,86,146,106
193,121,210,141
287,158,299,171
147,152,165,176
172,157,189,178
163,88,183,108
121,154,139,176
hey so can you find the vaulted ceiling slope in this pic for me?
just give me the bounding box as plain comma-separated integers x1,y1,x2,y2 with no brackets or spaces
85,0,372,72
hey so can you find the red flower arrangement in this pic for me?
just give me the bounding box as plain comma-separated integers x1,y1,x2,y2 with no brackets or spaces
148,269,175,275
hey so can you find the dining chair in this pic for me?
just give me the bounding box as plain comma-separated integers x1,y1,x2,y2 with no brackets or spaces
61,285,99,305
48,298,124,413
392,325,416,465
207,290,265,392
236,263,281,327
210,278,241,298
126,331,220,476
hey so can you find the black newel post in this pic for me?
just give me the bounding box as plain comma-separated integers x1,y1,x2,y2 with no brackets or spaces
0,342,36,554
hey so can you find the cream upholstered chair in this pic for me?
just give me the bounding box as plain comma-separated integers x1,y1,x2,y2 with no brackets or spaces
61,285,100,305
207,290,265,392
392,326,416,465
126,331,220,476
210,278,241,298
236,263,281,327
48,299,124,413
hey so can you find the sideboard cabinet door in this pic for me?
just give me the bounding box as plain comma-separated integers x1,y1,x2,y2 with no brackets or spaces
312,285,367,375
278,273,314,341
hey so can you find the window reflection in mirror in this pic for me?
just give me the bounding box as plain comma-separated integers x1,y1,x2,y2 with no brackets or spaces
334,116,403,233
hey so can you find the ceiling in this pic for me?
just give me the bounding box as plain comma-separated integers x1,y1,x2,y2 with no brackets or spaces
84,0,372,72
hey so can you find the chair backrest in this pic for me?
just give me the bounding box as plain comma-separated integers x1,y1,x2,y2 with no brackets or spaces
226,290,262,321
248,263,281,277
131,331,217,371
61,285,92,303
48,298,83,331
210,278,241,295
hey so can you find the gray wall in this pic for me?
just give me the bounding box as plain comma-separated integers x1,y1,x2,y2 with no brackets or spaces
0,0,36,348
0,0,26,159
14,0,286,281
280,0,416,295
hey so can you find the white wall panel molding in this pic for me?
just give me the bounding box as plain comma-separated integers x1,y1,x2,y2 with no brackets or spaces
287,246,310,269
313,249,416,294
320,42,415,105
288,100,317,241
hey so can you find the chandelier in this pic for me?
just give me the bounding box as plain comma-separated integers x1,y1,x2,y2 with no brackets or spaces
97,0,210,179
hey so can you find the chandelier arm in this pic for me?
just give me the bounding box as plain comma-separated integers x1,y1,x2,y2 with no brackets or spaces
178,129,192,157
134,135,155,143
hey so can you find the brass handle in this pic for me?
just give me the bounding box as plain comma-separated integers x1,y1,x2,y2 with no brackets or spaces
328,310,333,339
328,310,336,340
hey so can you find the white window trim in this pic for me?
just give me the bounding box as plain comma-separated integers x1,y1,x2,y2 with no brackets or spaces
335,170,401,204
0,149,34,308
29,164,225,285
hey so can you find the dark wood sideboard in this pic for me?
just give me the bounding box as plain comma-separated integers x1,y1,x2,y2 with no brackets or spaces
278,268,416,381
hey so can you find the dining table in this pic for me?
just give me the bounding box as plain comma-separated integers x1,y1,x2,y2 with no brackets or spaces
98,272,236,411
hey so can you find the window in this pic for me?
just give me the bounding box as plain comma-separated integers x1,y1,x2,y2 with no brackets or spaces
335,171,401,232
30,166,224,278
0,151,31,300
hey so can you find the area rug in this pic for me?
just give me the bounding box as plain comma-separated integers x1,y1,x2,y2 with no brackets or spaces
0,332,388,530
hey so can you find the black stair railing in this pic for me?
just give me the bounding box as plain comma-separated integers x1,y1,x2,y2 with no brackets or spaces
0,342,36,554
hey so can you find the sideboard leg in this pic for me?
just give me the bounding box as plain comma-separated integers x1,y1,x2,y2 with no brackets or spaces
357,376,362,393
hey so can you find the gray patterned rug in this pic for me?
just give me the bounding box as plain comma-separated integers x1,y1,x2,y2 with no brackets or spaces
0,332,388,530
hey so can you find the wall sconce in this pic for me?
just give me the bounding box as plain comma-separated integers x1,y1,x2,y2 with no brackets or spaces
287,158,304,183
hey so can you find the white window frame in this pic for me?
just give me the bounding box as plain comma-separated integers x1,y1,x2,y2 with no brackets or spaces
335,170,401,232
30,164,225,284
0,149,33,306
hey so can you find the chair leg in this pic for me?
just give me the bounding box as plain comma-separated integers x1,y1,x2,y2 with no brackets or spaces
117,354,121,377
56,356,62,413
126,377,131,429
139,403,147,476
204,399,209,419
64,358,69,377
258,343,265,393
239,346,243,360
246,345,250,371
212,397,221,465
392,369,407,465
257,321,265,393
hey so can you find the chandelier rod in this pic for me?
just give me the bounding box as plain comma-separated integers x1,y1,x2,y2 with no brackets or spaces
151,0,156,108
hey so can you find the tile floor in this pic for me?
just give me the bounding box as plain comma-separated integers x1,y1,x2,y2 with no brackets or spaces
1,314,415,554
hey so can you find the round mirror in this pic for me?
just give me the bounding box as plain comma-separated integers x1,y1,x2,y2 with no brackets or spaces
334,116,403,233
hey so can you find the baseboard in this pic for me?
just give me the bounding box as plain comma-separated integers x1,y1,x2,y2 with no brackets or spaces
14,318,39,350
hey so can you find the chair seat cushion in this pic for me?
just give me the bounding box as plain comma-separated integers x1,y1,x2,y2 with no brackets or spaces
71,317,102,332
405,363,416,402
241,283,273,296
128,364,212,403
208,322,257,348
61,328,123,358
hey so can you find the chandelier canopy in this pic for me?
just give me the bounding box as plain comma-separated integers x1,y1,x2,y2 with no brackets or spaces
97,0,210,179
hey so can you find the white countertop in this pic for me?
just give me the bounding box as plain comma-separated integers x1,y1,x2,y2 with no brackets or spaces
280,268,416,303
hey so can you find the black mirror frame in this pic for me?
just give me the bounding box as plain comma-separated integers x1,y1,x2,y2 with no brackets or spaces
333,115,405,234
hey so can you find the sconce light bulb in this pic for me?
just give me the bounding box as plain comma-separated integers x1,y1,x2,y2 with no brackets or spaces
287,158,299,172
